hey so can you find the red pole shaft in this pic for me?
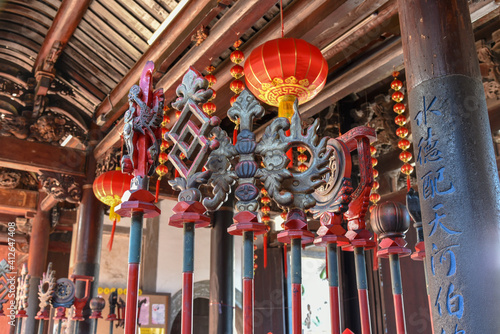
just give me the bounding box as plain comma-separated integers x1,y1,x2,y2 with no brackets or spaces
358,289,371,334
182,272,194,334
243,278,253,334
124,263,139,334
330,286,340,334
292,283,302,334
393,294,406,334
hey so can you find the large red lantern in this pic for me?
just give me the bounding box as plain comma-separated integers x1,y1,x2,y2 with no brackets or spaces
93,169,133,250
244,38,328,118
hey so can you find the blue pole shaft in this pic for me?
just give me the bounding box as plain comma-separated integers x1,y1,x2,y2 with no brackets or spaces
183,223,195,273
354,247,371,334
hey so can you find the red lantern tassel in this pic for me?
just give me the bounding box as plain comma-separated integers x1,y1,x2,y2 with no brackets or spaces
263,233,268,269
108,219,117,251
284,243,288,278
373,233,379,271
286,129,293,168
155,178,160,203
407,175,411,192
233,126,238,145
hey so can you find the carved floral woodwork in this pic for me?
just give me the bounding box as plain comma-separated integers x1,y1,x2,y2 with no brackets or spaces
350,94,399,157
476,29,500,100
0,168,21,189
39,172,82,203
95,147,121,177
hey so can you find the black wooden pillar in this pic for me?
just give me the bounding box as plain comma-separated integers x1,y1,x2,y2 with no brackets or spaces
398,1,500,332
208,198,234,334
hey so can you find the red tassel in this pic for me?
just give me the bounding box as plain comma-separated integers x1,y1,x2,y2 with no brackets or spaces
286,129,293,168
233,126,238,145
155,178,160,203
263,234,268,269
407,175,411,192
373,233,379,271
108,219,117,251
284,244,288,278
325,248,328,279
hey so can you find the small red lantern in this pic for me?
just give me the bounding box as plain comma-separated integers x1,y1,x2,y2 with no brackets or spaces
395,115,407,126
398,139,411,150
399,151,412,163
371,157,378,167
391,79,403,91
396,127,409,138
393,103,405,114
230,94,239,106
401,163,414,176
203,101,217,115
205,74,216,87
231,50,245,64
392,91,404,103
230,79,245,94
230,65,244,79
93,169,133,250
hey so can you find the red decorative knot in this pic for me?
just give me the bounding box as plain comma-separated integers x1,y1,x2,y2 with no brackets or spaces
392,71,413,189
233,40,243,49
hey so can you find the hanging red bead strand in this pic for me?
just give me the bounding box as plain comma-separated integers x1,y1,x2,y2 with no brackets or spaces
155,112,171,202
391,71,414,191
203,65,217,116
230,40,245,145
260,188,271,269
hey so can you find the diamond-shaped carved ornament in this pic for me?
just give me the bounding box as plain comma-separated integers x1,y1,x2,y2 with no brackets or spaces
168,67,220,179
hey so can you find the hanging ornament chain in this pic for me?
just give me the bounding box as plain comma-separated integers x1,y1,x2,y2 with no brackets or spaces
155,110,171,202
391,71,414,191
230,39,245,144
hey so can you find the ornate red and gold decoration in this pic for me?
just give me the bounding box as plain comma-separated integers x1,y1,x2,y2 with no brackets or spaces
244,38,328,119
93,169,133,250
391,71,413,190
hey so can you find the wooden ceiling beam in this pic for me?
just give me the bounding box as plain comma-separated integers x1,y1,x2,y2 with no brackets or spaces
95,0,224,130
32,0,92,74
0,136,86,177
0,188,38,217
